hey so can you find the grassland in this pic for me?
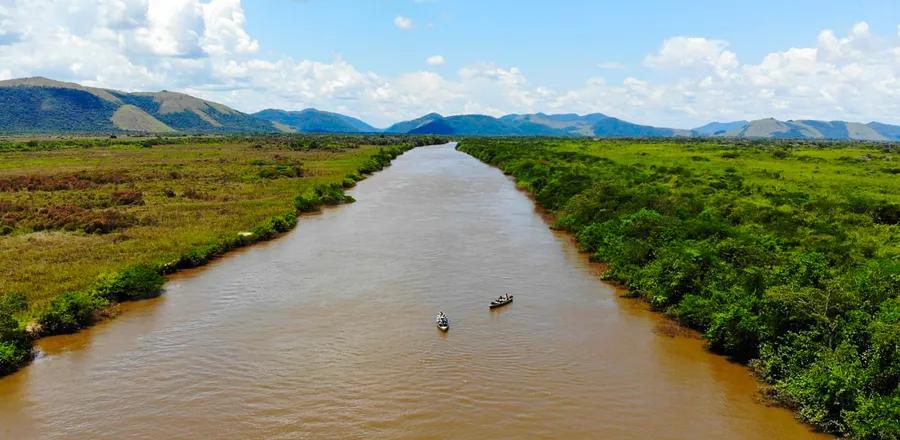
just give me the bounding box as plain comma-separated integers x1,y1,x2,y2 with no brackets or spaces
0,134,441,374
458,138,899,439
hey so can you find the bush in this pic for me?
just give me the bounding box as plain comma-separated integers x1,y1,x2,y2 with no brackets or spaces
252,212,297,240
294,194,322,213
111,190,144,206
0,292,27,315
0,308,30,372
295,184,353,213
176,248,212,269
844,393,900,440
271,212,297,232
38,291,108,335
93,265,165,302
314,183,354,205
0,340,31,376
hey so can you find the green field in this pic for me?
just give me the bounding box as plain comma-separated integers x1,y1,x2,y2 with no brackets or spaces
458,138,899,439
0,134,440,375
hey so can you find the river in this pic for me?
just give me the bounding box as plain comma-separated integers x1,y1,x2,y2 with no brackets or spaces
0,143,827,439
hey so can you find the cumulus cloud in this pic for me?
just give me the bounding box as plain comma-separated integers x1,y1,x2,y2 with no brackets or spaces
0,2,898,128
393,16,413,30
426,55,445,65
644,37,738,77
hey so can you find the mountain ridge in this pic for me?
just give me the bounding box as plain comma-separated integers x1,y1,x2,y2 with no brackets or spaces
1,77,899,140
723,118,899,141
0,77,274,134
253,108,377,134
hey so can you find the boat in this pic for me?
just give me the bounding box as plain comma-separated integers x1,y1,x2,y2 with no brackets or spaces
436,313,449,332
490,295,514,309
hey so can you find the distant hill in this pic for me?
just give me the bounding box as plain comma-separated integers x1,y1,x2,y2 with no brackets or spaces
693,121,749,136
867,122,900,140
589,116,693,137
725,118,900,141
0,77,275,134
383,112,443,133
408,115,524,136
253,108,377,133
400,112,691,137
3,77,899,140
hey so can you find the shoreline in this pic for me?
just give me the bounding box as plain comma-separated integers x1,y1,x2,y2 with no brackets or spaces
455,143,834,438
1,141,423,377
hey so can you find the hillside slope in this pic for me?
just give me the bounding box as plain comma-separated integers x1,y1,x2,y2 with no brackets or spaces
726,118,900,141
253,108,377,133
383,112,444,133
0,77,275,134
693,121,749,136
403,112,691,137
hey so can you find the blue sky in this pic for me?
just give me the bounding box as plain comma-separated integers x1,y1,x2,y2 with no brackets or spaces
1,0,900,127
243,0,900,89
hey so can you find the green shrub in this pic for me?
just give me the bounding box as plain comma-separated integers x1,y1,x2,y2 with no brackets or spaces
314,183,354,205
0,309,28,350
176,248,212,269
673,294,717,329
93,265,165,302
294,194,322,212
271,212,297,232
0,292,27,315
457,138,900,437
295,184,354,213
38,291,108,335
252,212,297,240
844,392,900,440
0,340,31,376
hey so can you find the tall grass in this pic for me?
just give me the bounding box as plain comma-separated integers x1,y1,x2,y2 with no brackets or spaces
0,134,442,376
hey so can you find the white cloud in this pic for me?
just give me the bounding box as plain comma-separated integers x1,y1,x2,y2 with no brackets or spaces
644,36,738,77
426,55,445,65
201,0,258,55
0,4,898,128
393,16,413,30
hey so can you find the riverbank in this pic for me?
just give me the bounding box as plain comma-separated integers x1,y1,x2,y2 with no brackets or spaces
456,138,898,440
0,143,830,439
0,135,443,376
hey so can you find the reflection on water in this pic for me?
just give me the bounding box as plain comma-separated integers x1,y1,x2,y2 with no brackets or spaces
0,144,828,439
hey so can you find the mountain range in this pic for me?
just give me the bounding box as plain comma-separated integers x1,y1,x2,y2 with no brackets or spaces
252,108,376,133
713,118,900,141
1,77,898,141
0,77,273,134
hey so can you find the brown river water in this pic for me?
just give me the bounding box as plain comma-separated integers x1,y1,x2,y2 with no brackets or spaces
0,143,829,439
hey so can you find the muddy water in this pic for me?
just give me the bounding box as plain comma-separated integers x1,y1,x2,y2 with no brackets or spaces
0,143,828,439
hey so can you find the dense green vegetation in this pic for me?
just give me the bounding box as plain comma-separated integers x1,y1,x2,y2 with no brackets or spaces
458,138,899,439
0,134,442,377
0,87,119,133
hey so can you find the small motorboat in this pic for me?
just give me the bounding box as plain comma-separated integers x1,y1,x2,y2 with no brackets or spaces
436,313,449,332
490,294,514,309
